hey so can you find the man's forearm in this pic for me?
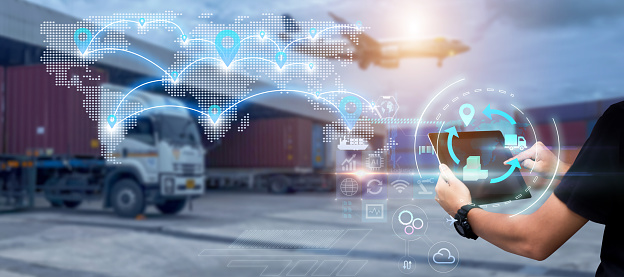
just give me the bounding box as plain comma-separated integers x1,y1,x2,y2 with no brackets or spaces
467,209,537,259
465,195,588,261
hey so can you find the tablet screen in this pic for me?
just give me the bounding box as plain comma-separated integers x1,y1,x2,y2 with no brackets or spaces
428,130,531,205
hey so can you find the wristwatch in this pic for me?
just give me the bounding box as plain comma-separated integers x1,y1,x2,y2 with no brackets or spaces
454,204,481,240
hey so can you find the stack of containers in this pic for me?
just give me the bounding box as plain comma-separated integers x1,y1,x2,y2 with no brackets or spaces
4,64,108,156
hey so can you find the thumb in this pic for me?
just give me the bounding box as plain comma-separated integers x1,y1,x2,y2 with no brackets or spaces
439,164,459,184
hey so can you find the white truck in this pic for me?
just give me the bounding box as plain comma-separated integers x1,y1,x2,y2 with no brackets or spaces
504,134,527,151
0,85,205,217
103,84,205,217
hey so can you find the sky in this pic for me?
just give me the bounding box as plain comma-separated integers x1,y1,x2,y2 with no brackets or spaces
26,0,624,118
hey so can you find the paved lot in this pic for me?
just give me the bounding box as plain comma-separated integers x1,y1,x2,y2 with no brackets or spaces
0,190,603,277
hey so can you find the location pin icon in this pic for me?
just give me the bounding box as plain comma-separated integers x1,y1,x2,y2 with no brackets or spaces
74,28,92,54
208,105,221,124
259,31,265,38
171,71,178,82
309,28,317,38
107,115,117,128
309,62,314,70
315,91,320,98
356,21,362,28
275,51,287,69
215,30,241,67
339,96,363,130
459,103,475,126
181,35,187,42
139,18,145,26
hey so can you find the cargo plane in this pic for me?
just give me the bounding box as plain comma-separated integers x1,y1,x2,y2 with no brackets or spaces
279,13,470,69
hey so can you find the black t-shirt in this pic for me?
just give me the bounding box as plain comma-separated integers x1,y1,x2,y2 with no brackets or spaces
554,101,624,276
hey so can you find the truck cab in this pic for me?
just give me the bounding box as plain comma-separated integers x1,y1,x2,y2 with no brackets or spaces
104,84,205,217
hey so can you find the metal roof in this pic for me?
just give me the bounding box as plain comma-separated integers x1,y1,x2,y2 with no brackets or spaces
0,0,346,124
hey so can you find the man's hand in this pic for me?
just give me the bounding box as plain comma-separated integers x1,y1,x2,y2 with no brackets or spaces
435,164,472,216
505,141,570,179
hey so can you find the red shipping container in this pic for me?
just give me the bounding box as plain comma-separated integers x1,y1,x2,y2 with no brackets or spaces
560,120,588,146
5,64,107,156
207,117,313,168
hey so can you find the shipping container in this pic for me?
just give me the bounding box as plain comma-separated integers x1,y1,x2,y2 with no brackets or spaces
207,117,314,168
5,64,107,156
0,66,4,153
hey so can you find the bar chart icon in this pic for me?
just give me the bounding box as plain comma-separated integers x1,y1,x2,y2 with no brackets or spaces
342,154,357,171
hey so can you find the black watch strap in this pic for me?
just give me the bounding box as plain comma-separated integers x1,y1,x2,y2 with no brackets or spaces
454,204,481,240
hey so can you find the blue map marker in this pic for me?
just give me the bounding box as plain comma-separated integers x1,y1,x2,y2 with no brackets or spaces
315,91,320,98
339,96,362,130
215,30,241,67
107,114,117,128
171,71,178,82
259,31,265,38
309,62,314,69
275,51,286,68
309,28,317,38
208,105,221,124
356,21,362,28
74,28,92,54
459,103,475,126
139,18,145,26
181,35,187,42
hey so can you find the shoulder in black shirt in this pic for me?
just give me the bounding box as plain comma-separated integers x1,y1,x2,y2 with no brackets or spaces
554,101,624,276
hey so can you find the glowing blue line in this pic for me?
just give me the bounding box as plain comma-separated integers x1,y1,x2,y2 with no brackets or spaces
83,48,172,80
284,63,307,68
114,79,163,114
239,35,255,44
319,91,375,110
118,105,213,125
413,78,465,178
116,89,350,127
86,19,186,52
187,38,215,45
231,57,278,67
178,57,223,76
317,25,360,36
219,89,350,124
145,19,186,36
264,37,282,51
86,20,140,52
283,25,361,51
509,118,560,217
221,89,313,114
284,37,308,50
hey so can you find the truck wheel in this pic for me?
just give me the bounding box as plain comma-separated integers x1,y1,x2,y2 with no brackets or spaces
156,199,187,215
268,176,290,194
111,179,145,218
63,201,82,209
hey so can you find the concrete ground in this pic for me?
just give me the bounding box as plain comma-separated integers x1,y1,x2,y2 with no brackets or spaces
0,190,603,277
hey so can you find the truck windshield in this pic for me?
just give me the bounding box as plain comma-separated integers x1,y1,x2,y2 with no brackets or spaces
158,116,201,147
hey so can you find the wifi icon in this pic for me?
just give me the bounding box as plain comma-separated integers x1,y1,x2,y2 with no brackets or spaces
391,180,410,194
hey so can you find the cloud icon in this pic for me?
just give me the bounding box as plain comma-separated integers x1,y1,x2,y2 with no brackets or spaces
432,248,456,265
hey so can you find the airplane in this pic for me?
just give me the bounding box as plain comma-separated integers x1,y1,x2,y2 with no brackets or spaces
279,13,470,69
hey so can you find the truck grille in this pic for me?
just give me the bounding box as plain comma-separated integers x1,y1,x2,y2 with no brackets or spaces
175,163,197,176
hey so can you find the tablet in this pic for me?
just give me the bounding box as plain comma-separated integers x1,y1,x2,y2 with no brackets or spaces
428,130,531,205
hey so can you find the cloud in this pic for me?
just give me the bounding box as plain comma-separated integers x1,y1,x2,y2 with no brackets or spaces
432,248,456,265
